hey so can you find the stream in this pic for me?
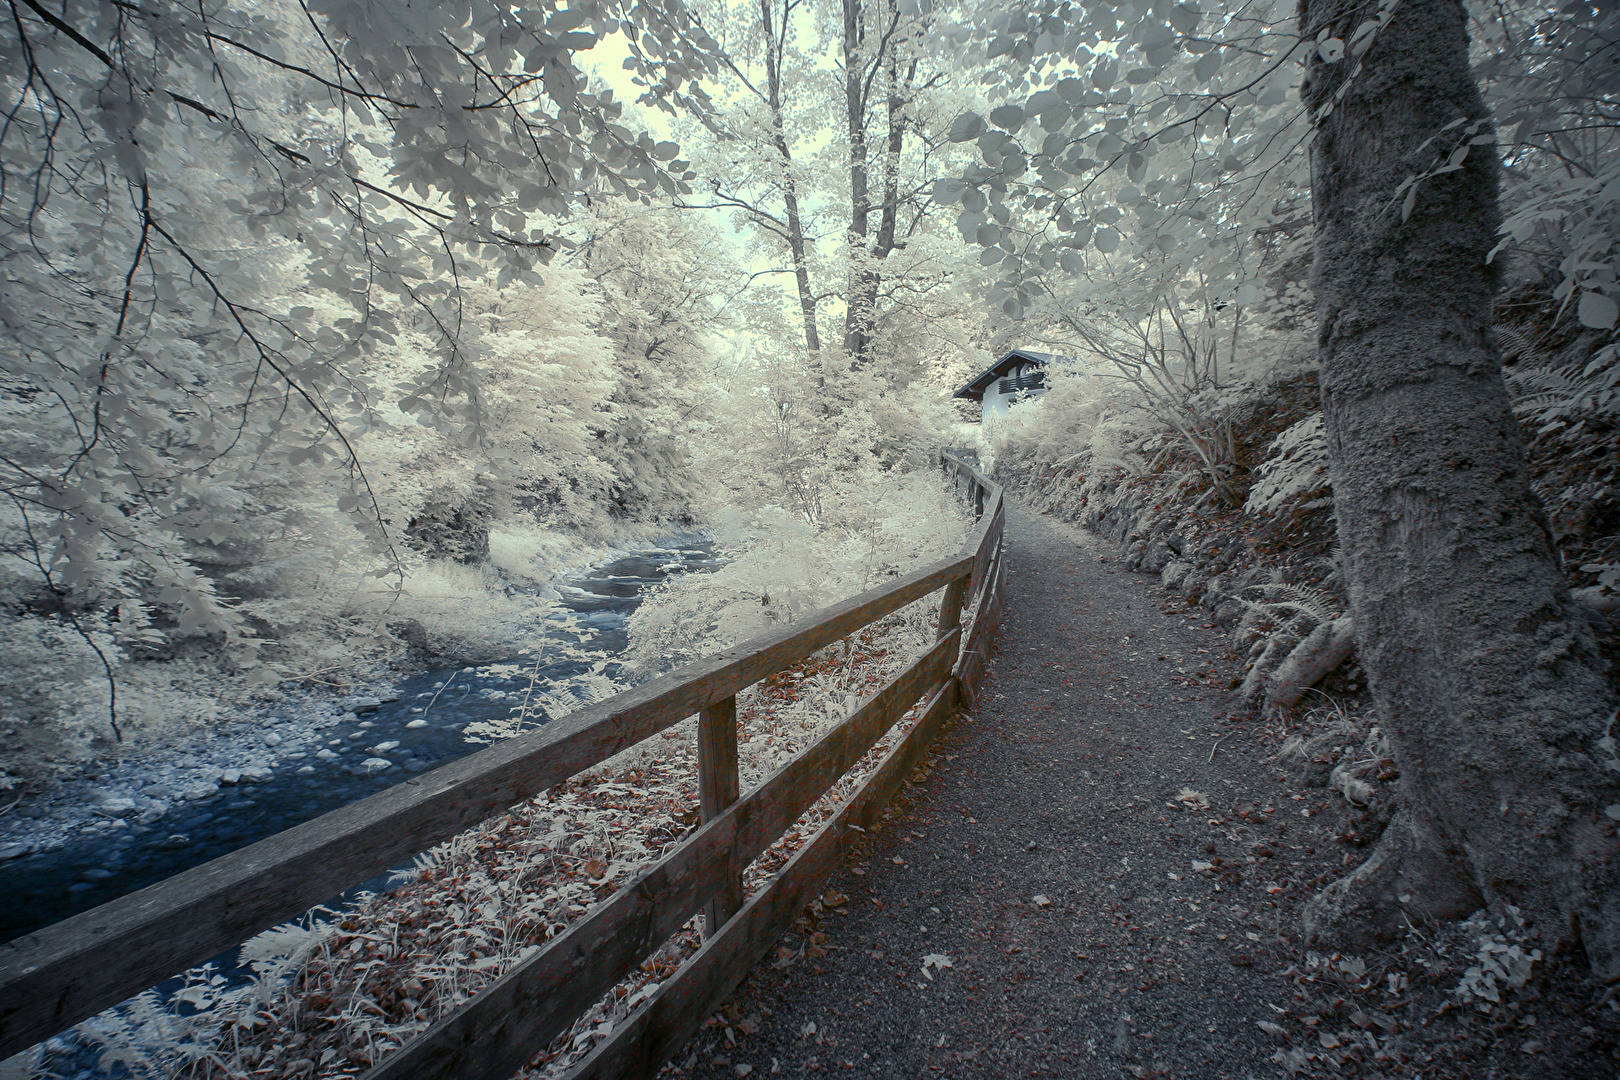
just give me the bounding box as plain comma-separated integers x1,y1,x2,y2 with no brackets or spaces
0,539,715,947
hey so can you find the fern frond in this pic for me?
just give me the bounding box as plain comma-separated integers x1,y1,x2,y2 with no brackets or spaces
1506,346,1620,423
1497,323,1551,366
1245,414,1330,517
1239,582,1344,628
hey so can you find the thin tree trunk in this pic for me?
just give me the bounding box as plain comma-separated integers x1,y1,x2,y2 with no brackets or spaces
873,52,908,261
1298,0,1618,974
843,0,909,370
841,0,870,364
760,0,820,355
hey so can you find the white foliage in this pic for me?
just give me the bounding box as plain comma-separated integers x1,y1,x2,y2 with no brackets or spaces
625,469,969,669
1244,414,1332,518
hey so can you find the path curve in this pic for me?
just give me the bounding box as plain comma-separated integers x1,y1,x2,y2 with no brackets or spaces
677,500,1310,1078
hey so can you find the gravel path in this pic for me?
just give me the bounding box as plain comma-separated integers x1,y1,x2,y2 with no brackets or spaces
672,500,1321,1079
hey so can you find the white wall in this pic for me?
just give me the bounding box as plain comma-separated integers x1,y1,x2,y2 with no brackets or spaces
981,361,1046,420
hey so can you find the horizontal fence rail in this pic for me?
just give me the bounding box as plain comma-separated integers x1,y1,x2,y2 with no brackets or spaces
1,453,1007,1080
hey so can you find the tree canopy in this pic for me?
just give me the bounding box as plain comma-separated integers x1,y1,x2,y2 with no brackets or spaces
3,0,1617,982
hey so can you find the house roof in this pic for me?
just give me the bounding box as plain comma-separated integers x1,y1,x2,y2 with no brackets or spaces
952,349,1076,401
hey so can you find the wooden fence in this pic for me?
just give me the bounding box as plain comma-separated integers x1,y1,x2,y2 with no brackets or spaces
0,453,1007,1080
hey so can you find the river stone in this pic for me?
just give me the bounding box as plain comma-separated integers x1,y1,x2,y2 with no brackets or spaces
358,757,392,774
220,769,242,786
316,749,339,761
137,805,167,824
240,766,273,783
0,842,31,860
95,797,137,817
182,784,217,801
1161,560,1193,590
263,732,283,746
297,765,316,775
405,719,428,729
369,740,400,753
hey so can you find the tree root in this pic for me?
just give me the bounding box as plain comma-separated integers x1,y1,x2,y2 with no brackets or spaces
1266,616,1356,712
1238,630,1299,710
1303,808,1483,952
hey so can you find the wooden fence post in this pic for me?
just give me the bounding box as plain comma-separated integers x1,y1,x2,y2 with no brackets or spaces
936,578,965,641
697,695,742,937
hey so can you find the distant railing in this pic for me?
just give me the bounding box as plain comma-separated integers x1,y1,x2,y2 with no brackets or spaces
0,453,1007,1080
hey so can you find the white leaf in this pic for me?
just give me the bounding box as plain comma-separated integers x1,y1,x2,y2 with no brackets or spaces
948,112,986,142
1167,5,1201,33
1579,291,1618,330
990,104,1026,130
1349,19,1380,55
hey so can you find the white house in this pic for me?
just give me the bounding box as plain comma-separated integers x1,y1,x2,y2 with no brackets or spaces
952,349,1073,419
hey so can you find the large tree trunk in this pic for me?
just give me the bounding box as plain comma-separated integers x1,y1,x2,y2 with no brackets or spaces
1298,0,1620,976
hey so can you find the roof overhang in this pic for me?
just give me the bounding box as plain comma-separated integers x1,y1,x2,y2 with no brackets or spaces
953,350,1063,402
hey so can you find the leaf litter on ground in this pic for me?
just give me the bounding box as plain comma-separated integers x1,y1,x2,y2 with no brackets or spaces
51,598,965,1080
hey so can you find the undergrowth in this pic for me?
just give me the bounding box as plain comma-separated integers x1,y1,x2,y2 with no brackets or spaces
21,477,977,1080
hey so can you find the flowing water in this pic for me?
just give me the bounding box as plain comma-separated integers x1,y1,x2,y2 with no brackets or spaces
0,540,715,945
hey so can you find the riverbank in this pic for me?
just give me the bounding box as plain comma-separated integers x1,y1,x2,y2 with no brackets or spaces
0,533,714,944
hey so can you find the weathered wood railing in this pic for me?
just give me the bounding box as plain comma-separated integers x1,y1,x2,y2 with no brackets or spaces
0,453,1006,1080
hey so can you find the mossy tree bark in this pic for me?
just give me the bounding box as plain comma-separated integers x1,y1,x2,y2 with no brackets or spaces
1298,0,1620,976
